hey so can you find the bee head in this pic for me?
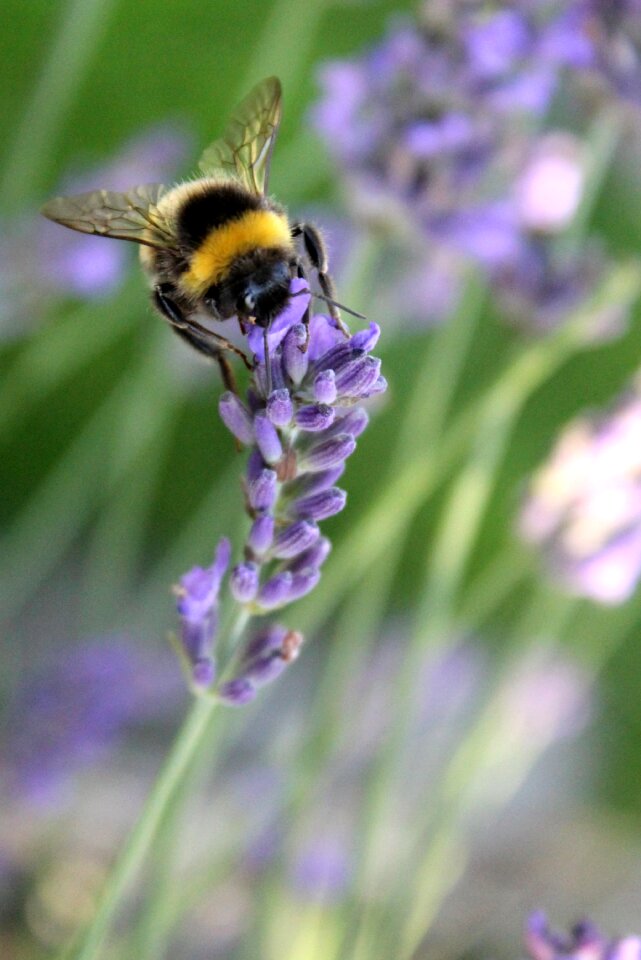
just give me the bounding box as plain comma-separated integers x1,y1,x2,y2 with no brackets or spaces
228,251,292,327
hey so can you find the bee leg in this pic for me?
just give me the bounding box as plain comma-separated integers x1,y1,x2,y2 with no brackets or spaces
152,286,250,391
288,258,312,354
291,221,350,337
153,284,187,328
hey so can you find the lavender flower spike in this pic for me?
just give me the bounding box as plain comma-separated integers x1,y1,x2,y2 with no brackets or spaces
525,912,641,960
175,280,385,704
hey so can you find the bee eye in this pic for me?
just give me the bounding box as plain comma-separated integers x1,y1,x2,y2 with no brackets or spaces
244,292,256,312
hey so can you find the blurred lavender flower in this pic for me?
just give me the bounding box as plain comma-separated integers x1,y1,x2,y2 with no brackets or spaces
312,5,593,224
311,5,626,334
0,124,189,337
3,637,180,806
520,384,641,604
526,911,641,960
175,279,386,702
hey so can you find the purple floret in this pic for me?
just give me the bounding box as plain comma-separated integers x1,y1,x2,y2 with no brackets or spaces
175,538,231,687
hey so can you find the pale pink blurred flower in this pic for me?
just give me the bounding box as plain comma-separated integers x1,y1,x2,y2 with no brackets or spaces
515,134,585,233
520,385,641,604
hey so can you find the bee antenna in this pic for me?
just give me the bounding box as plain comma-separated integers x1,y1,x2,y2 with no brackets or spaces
310,291,367,320
287,284,367,320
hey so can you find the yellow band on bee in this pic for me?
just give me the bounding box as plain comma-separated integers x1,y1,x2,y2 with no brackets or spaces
183,209,293,293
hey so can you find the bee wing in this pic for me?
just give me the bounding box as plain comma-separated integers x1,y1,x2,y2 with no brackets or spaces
41,183,175,249
198,76,282,195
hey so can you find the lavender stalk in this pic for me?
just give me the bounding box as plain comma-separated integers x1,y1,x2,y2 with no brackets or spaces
64,285,384,960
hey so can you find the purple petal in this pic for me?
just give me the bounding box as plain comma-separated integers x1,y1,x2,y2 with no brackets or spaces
326,408,370,439
175,538,230,679
230,626,303,688
247,469,278,512
306,313,345,362
313,369,337,404
217,678,257,706
295,404,335,432
266,388,293,427
192,658,216,688
247,515,275,554
298,434,356,473
350,321,380,352
312,341,358,376
219,393,254,445
176,538,231,621
292,487,347,521
272,520,320,559
365,374,388,397
287,537,332,574
230,562,260,603
285,465,346,499
287,569,321,602
334,356,382,398
282,323,309,384
248,279,311,360
258,572,294,609
254,413,283,464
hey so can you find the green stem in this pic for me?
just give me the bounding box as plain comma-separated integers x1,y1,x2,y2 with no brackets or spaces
133,709,230,960
62,695,218,960
62,604,249,960
131,604,250,958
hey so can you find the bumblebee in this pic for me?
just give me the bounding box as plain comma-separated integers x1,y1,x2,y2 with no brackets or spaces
41,77,345,391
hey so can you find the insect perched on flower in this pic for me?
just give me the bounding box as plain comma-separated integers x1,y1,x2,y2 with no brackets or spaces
41,77,348,391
